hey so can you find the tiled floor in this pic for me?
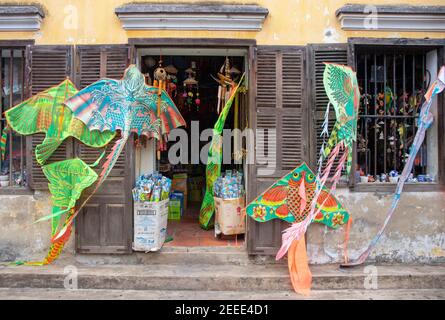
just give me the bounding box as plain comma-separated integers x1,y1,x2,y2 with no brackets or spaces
165,204,244,247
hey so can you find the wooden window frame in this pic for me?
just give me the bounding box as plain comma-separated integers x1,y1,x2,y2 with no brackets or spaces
0,40,34,195
348,38,445,192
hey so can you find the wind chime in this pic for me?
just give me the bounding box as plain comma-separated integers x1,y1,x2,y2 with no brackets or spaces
212,57,233,114
182,61,200,112
153,58,168,160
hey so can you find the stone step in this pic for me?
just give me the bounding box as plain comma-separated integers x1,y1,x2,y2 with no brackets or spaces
0,287,444,300
0,264,443,291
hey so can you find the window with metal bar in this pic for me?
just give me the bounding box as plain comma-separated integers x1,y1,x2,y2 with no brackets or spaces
0,48,26,189
355,46,438,184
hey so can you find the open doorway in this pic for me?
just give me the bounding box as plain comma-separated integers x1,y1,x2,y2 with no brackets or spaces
136,47,249,248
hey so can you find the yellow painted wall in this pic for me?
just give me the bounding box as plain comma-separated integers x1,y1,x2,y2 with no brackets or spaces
0,0,443,45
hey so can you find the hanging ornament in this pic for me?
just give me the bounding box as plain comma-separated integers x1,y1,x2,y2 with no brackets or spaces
183,61,200,112
153,57,168,160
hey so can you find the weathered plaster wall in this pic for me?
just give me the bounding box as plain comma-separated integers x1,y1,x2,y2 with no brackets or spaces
0,192,74,262
307,189,445,264
2,189,443,264
0,0,443,45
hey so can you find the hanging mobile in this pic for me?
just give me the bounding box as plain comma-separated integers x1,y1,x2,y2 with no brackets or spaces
153,56,168,160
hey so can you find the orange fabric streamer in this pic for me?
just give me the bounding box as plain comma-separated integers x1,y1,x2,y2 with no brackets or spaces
343,216,353,264
287,234,312,295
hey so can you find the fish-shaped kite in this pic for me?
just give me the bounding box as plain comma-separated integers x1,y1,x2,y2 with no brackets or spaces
246,163,350,294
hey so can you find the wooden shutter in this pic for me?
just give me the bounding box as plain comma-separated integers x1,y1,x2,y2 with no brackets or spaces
74,45,134,254
247,46,307,255
75,45,130,88
308,44,348,177
26,45,74,190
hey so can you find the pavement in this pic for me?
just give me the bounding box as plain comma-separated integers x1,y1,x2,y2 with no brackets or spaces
0,287,444,300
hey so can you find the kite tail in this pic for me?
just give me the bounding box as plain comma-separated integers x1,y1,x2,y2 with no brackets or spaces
287,235,312,295
0,125,9,160
35,137,62,165
343,216,352,264
276,220,308,260
329,143,347,192
51,133,129,243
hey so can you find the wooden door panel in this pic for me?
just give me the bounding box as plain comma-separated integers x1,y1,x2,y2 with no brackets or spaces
78,204,101,246
105,204,126,246
74,45,133,254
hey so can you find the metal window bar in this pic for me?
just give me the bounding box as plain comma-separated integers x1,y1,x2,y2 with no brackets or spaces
357,48,427,179
0,48,26,188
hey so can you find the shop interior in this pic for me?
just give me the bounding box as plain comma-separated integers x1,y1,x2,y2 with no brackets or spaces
135,48,249,247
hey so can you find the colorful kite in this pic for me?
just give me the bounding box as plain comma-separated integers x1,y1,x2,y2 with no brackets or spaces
53,65,186,242
199,74,245,229
5,79,115,165
16,158,98,265
319,63,360,181
246,163,350,294
342,66,445,267
274,63,359,269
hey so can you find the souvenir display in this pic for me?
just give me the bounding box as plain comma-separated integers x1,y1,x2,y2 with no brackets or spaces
132,173,172,202
213,170,244,199
343,66,445,267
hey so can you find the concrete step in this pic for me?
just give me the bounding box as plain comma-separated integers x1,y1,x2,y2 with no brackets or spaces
72,246,268,266
0,264,443,291
0,287,444,300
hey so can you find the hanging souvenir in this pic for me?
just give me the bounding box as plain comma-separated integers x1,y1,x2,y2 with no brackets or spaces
183,63,200,112
153,58,169,158
211,57,232,114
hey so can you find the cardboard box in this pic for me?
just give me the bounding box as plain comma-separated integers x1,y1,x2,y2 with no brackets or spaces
133,199,169,252
172,173,188,210
214,197,246,236
169,192,184,220
168,199,182,220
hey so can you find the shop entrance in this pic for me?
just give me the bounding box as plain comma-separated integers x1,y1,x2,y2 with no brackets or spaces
136,47,249,248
